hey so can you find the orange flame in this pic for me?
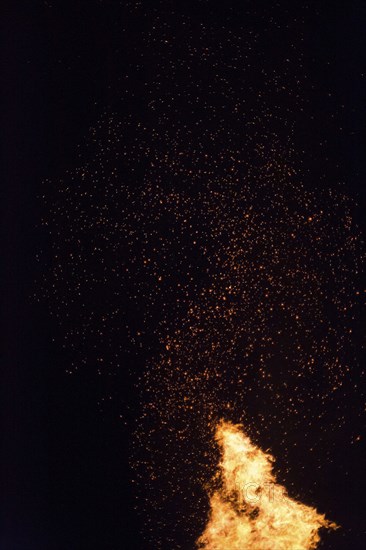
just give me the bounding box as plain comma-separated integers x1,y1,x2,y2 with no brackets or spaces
197,421,338,549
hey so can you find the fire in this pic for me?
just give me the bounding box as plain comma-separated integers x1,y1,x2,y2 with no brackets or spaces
197,421,338,549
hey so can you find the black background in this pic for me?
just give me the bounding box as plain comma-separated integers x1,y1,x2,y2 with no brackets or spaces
2,1,366,549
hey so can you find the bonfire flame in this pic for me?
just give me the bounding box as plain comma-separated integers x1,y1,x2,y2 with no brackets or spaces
197,421,338,549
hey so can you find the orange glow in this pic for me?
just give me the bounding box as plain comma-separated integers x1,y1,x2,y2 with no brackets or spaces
197,421,338,549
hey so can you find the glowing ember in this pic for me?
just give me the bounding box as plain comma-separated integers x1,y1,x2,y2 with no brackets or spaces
197,421,338,550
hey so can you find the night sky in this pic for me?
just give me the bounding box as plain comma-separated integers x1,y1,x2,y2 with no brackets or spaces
2,1,366,549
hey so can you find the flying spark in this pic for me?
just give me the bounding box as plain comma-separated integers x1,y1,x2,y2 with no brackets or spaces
38,3,365,547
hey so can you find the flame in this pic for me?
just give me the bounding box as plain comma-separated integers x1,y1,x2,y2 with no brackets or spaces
197,421,338,549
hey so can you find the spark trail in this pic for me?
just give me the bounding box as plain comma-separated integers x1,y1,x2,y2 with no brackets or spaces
39,3,365,548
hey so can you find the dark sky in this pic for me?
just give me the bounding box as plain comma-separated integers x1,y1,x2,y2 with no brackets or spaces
2,1,366,549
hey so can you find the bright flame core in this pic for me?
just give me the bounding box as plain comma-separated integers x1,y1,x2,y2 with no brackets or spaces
197,421,337,549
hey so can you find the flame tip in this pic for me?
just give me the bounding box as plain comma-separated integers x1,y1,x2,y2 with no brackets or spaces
197,420,338,550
